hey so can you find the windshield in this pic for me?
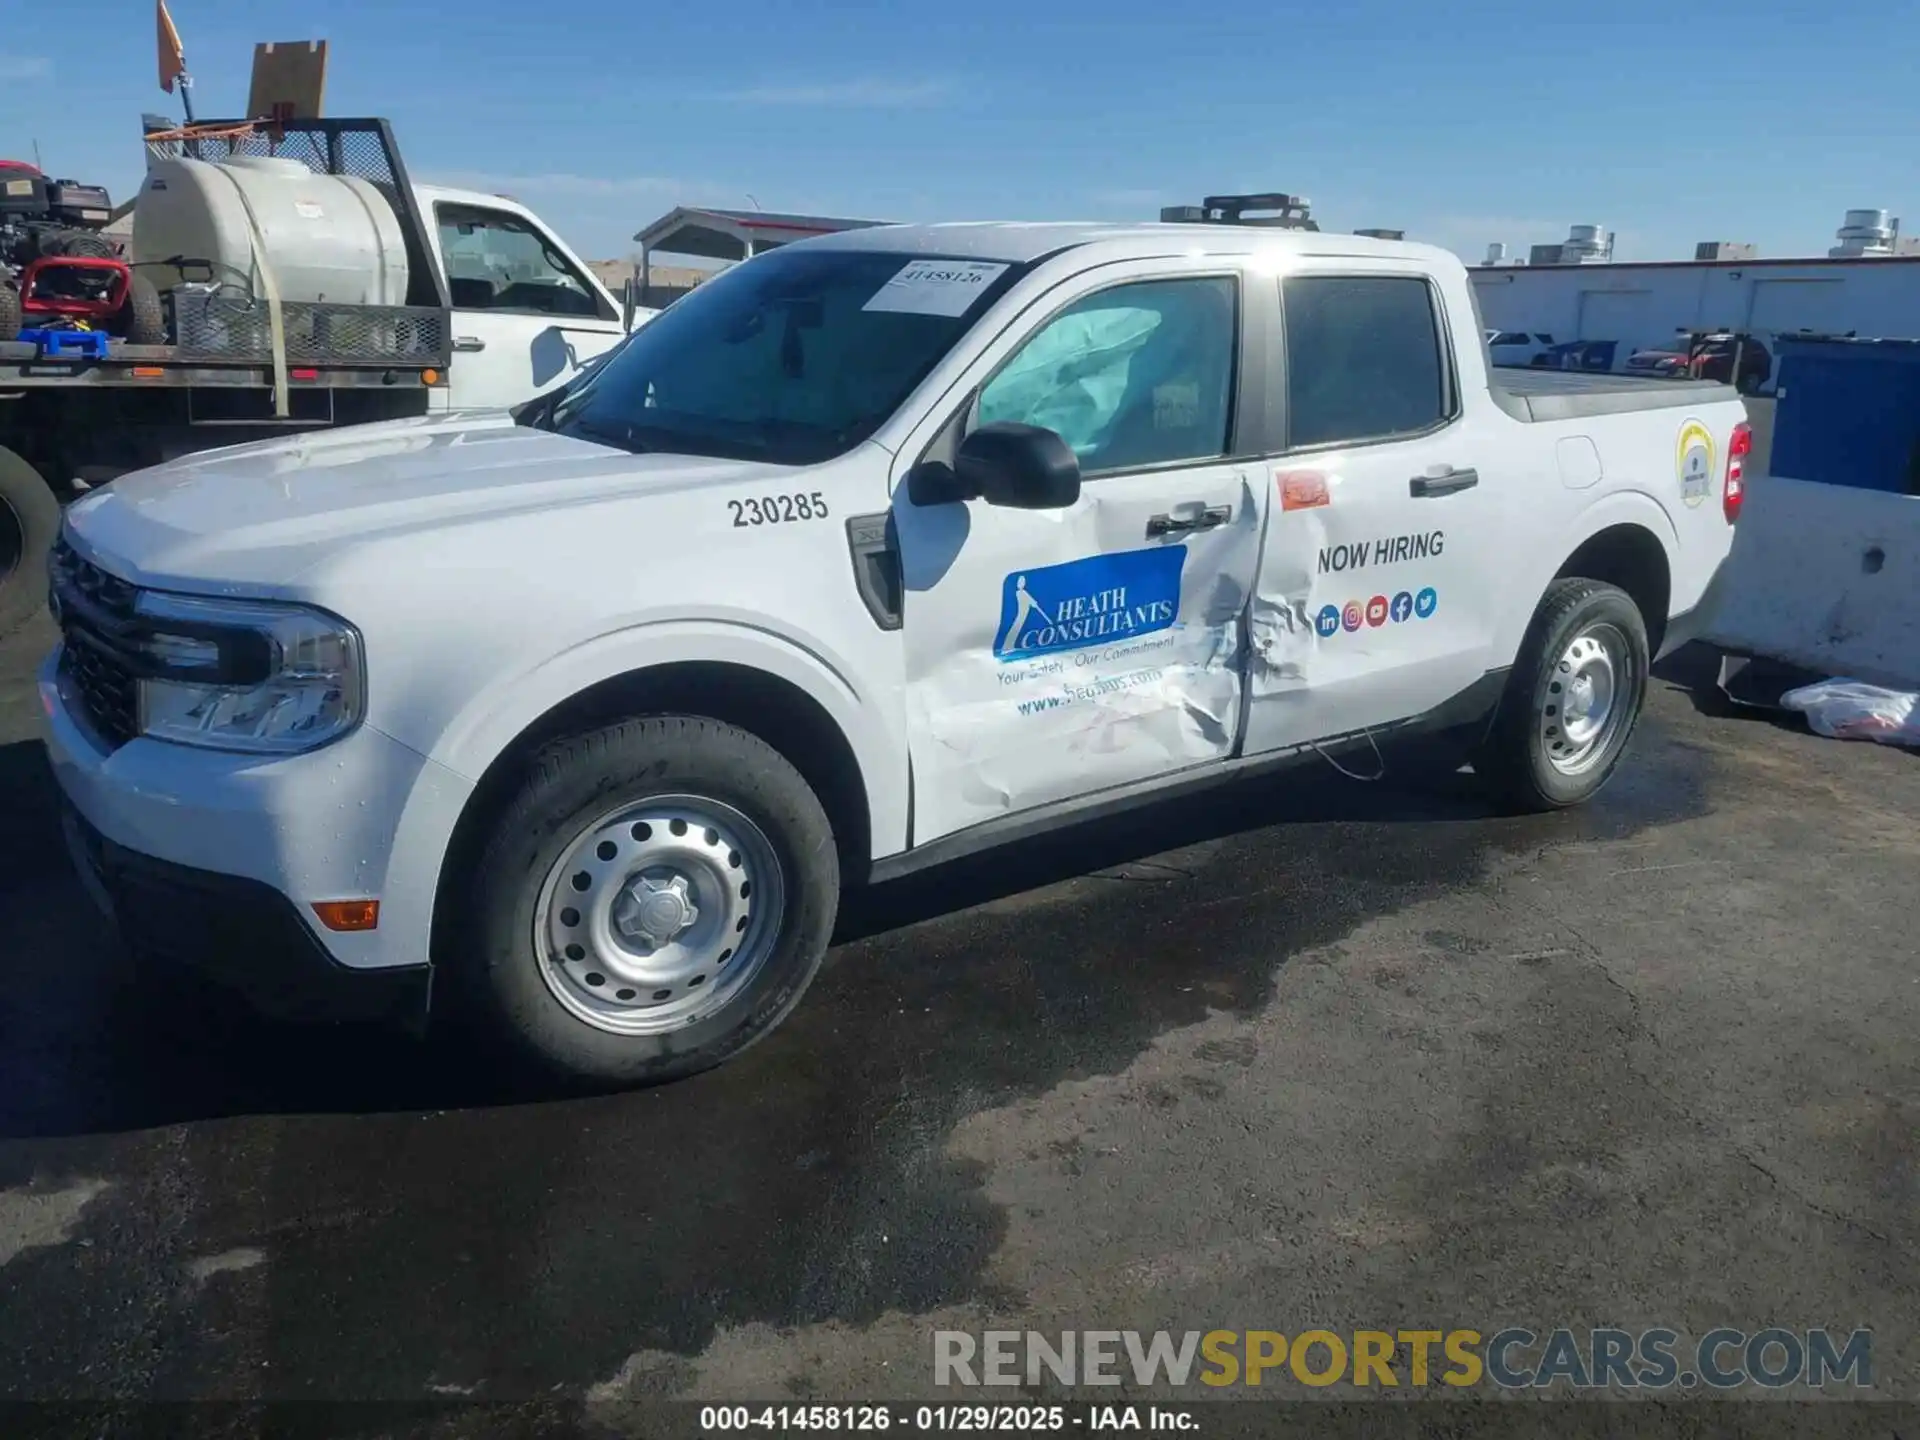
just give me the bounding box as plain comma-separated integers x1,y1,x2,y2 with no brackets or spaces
547,247,1029,465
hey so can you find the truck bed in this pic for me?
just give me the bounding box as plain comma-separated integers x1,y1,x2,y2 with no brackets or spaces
1490,368,1734,423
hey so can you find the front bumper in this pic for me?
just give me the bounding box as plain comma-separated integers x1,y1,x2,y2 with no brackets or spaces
60,799,429,1024
40,644,474,1017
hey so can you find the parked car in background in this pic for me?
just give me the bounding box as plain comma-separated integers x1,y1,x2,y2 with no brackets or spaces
1485,329,1556,367
1627,333,1772,394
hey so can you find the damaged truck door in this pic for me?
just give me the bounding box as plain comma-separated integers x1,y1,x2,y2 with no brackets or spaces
893,267,1269,844
1245,265,1505,752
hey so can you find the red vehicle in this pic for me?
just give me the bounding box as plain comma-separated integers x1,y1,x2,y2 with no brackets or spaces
1626,331,1772,394
0,159,162,344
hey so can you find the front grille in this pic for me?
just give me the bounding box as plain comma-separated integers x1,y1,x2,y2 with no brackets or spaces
50,538,141,750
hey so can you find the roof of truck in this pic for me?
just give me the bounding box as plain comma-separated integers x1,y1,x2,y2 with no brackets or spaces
800,220,1460,268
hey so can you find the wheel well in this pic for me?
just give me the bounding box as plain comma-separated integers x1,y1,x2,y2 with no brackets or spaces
430,663,874,960
1556,524,1671,652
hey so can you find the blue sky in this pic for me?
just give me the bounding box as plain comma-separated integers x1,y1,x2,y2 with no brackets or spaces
2,0,1914,265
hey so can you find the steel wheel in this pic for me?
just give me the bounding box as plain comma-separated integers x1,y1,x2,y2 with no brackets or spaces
533,793,787,1037
1540,622,1633,776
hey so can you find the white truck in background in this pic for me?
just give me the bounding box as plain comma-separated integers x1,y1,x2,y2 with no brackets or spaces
43,218,1751,1088
0,116,651,635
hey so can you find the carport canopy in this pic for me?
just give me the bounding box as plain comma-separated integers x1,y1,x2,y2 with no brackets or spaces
633,207,890,272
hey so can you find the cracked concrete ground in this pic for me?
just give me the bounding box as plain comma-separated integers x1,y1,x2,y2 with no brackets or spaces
0,609,1915,1429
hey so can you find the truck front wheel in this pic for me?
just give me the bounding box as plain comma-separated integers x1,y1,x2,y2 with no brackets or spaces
457,716,840,1086
1475,578,1650,812
0,447,60,640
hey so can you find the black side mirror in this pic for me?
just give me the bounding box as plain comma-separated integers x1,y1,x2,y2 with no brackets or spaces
955,422,1081,510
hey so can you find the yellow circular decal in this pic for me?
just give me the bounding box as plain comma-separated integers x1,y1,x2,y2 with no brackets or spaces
1676,419,1715,509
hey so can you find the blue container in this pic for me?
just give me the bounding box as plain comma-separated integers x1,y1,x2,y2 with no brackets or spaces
1769,336,1920,494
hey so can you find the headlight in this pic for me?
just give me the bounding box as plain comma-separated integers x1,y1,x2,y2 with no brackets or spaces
132,592,364,754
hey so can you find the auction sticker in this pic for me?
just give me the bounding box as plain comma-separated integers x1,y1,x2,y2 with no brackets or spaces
1676,419,1715,509
864,260,1010,317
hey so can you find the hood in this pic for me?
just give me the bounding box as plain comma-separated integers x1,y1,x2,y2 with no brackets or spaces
63,411,794,592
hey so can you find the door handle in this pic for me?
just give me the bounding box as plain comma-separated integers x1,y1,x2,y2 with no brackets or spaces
1146,505,1232,537
452,335,487,353
1409,467,1479,498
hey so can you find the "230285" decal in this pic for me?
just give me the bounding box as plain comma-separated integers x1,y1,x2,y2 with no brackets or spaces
729,492,829,527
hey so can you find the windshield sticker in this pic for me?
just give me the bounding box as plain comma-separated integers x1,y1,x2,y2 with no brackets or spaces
995,548,1185,663
864,260,1011,318
1676,419,1715,508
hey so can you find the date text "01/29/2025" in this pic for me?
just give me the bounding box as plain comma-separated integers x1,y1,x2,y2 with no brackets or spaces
729,493,831,527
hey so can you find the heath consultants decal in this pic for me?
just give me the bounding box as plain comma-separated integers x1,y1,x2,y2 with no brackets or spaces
996,548,1186,663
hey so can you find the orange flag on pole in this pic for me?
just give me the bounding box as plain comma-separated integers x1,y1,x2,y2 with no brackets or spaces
157,0,186,94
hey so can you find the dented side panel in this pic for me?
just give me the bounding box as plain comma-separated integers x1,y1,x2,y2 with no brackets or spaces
896,464,1266,845
1244,432,1507,753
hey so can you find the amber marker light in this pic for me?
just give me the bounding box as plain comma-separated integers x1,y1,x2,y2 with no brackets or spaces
312,899,380,932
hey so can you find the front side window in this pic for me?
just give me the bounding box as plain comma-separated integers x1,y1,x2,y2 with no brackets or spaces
437,204,604,318
1283,275,1450,449
975,276,1237,474
547,248,1028,465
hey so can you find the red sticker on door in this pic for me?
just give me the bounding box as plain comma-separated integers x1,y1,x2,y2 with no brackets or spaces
1277,470,1330,512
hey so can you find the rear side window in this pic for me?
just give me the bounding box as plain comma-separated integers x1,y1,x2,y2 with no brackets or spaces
1282,276,1450,449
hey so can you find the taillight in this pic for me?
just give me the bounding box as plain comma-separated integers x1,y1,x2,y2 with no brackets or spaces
1725,421,1752,523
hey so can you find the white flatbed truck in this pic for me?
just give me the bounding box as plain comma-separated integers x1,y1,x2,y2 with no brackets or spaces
0,116,645,635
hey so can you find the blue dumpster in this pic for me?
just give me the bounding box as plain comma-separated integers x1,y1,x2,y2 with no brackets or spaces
1769,336,1920,494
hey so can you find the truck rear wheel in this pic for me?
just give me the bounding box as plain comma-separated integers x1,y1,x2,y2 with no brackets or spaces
457,716,839,1087
1475,578,1649,812
0,447,59,640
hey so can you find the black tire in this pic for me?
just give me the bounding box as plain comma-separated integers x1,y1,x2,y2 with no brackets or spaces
0,447,59,640
1475,578,1650,812
115,274,167,345
456,716,839,1087
0,282,19,340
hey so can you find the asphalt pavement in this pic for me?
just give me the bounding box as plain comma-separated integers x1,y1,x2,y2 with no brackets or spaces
1,608,1917,1431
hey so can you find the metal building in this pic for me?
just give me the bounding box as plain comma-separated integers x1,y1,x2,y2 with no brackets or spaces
1471,209,1920,380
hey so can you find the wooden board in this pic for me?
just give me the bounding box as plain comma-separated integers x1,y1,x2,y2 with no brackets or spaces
246,40,328,122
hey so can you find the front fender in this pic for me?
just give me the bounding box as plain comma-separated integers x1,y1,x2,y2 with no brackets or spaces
420,615,909,861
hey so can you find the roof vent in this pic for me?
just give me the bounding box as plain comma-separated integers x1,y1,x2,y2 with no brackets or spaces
1830,208,1899,258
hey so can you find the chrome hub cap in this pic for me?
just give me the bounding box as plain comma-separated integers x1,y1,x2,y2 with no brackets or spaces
534,794,786,1036
1540,624,1631,776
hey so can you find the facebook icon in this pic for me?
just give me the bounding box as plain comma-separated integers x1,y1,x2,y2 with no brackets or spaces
1390,591,1414,623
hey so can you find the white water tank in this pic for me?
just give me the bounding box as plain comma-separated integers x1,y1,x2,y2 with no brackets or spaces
133,156,411,306
1829,207,1897,257
1484,241,1507,265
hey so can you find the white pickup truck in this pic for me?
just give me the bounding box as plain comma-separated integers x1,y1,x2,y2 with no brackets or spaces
41,221,1752,1085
